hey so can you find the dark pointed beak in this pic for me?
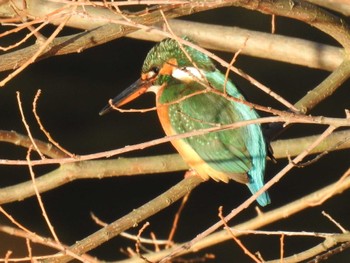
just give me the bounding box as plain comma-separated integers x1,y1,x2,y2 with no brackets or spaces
99,78,152,115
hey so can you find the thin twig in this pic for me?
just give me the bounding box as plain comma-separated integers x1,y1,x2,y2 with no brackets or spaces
90,212,170,245
16,92,45,159
41,176,204,263
280,234,284,263
218,207,262,263
32,89,74,157
0,224,98,263
120,168,350,263
0,206,32,234
26,147,60,243
223,47,245,95
322,211,347,233
2,113,350,167
159,126,337,262
135,222,152,263
167,192,190,248
25,238,33,262
0,3,76,87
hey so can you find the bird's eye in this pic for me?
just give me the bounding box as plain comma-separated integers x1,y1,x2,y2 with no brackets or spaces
152,66,160,74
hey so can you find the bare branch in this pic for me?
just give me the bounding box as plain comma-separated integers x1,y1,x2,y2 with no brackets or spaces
42,175,204,263
295,59,350,114
306,0,350,16
128,20,344,71
1,112,349,167
0,224,98,262
26,148,60,243
0,128,349,205
0,130,68,159
159,125,338,261
119,167,350,263
0,1,349,262
266,233,350,263
1,0,349,75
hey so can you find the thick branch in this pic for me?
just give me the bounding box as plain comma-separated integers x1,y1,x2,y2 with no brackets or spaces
1,115,350,166
240,0,350,51
0,19,344,72
295,59,350,113
306,0,350,16
0,0,229,73
128,20,344,71
43,175,204,263
0,155,187,205
266,233,350,263
1,0,349,73
0,130,67,159
119,167,350,263
0,129,349,205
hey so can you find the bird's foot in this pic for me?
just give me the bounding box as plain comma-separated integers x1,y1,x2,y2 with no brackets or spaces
184,169,199,178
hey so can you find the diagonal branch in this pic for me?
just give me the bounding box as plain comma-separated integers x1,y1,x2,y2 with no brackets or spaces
42,175,204,263
118,167,350,263
295,59,350,114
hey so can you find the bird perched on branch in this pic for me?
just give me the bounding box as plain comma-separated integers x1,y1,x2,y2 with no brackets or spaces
100,37,270,206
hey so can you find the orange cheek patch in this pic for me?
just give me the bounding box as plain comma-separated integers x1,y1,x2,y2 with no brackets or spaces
159,58,178,76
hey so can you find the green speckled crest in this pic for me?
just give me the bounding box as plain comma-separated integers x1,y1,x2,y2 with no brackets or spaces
141,37,215,74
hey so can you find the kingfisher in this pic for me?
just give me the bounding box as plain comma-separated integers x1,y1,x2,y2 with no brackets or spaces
100,38,270,206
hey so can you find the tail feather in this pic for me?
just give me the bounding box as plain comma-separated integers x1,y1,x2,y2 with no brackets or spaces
247,180,271,206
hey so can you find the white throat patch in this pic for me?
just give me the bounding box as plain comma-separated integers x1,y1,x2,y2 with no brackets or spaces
172,67,205,83
147,85,162,94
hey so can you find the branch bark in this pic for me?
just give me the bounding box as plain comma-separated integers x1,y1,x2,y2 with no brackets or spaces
118,167,350,263
0,1,350,262
43,175,204,263
0,128,349,205
1,0,349,74
128,19,344,71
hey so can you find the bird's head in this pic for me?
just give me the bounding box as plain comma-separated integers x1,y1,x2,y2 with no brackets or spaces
99,37,215,115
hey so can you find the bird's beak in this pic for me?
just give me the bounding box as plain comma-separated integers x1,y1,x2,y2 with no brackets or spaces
99,78,152,115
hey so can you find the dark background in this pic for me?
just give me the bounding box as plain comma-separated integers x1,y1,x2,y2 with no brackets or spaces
0,6,349,262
